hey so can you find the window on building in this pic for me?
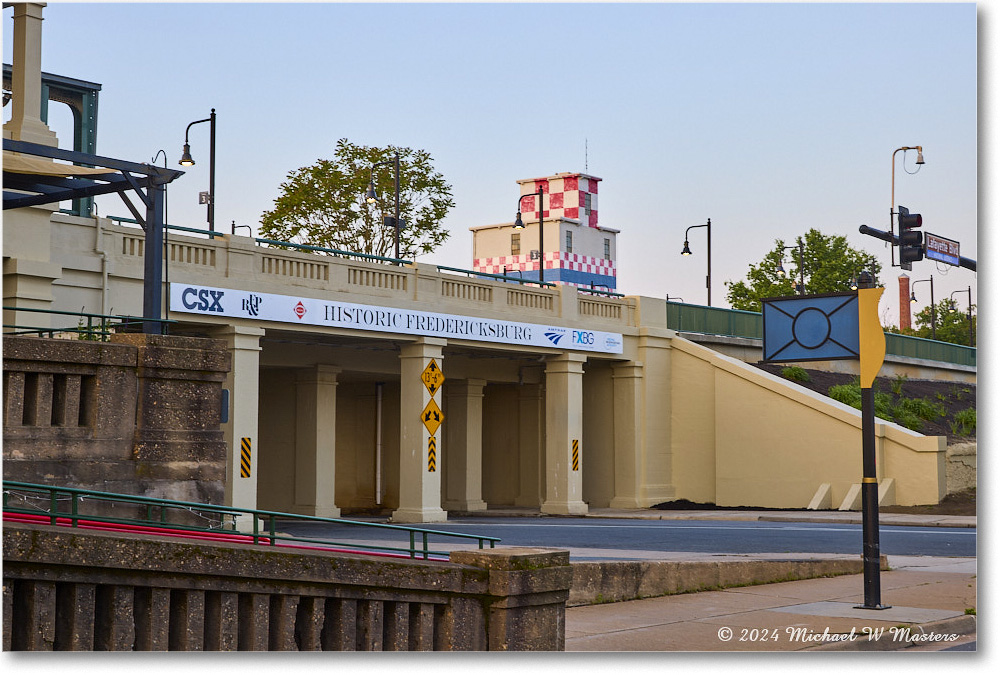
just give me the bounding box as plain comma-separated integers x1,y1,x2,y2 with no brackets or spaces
511,232,520,256
604,238,611,260
565,230,573,253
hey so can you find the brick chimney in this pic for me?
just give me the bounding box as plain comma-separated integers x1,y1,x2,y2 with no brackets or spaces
898,274,911,330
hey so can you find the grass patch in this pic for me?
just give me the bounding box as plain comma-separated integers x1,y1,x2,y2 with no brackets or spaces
827,379,946,432
781,366,811,383
951,407,976,436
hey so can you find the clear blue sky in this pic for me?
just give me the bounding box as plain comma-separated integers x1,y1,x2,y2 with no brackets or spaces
4,1,983,328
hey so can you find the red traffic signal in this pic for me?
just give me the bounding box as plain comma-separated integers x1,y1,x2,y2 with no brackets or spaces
897,205,924,265
898,205,922,231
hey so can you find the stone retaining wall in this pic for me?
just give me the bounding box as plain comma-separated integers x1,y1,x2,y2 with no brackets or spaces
946,442,976,495
2,334,229,506
2,523,571,651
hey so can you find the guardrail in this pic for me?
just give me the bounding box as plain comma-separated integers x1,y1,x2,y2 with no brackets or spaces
2,481,499,560
666,301,976,367
2,306,174,340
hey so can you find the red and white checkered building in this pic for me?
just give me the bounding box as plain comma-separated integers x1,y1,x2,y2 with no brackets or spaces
471,172,618,290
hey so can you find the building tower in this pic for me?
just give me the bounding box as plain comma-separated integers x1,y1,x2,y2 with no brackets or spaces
470,172,618,290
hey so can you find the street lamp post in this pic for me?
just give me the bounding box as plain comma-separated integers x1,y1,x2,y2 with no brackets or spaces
776,238,805,295
179,108,216,233
890,145,924,268
366,151,402,262
514,187,545,284
680,219,711,306
910,276,936,340
950,287,975,347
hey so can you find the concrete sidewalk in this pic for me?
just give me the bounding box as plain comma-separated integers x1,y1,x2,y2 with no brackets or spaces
458,506,977,651
565,555,976,652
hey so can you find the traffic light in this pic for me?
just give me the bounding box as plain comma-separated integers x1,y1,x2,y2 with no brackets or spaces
897,205,923,270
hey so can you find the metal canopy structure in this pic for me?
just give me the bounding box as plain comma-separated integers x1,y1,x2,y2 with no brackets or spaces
3,138,184,333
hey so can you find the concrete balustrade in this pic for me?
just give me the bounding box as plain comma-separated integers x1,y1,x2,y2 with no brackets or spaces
2,523,571,651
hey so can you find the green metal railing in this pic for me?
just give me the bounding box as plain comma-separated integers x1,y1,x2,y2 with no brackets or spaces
665,301,976,368
436,264,556,289
666,301,763,339
2,306,175,340
109,215,412,265
2,481,499,560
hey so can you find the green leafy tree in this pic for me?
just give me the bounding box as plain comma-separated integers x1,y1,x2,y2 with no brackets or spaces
725,229,881,312
260,139,454,259
900,299,977,346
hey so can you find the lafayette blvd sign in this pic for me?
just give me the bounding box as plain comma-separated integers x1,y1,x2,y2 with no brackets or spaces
169,283,625,355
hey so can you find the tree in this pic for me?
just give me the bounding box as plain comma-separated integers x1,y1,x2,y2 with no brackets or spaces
897,299,977,346
260,139,454,259
724,229,881,312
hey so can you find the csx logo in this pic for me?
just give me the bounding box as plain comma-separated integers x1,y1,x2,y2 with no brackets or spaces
572,330,595,345
181,288,225,312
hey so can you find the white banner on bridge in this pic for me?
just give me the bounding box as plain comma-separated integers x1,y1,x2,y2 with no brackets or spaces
169,283,624,354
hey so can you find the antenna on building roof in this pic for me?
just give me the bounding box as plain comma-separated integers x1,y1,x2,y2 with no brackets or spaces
585,138,588,172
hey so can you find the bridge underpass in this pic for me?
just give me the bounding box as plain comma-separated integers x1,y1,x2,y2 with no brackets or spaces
169,319,627,523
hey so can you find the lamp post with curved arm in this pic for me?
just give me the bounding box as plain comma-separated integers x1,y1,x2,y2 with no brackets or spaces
776,238,805,295
910,276,935,340
680,219,711,306
891,145,924,268
950,286,974,347
366,151,401,262
179,108,216,233
514,187,545,284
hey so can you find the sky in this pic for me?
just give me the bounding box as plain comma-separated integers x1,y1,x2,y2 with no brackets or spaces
3,0,984,330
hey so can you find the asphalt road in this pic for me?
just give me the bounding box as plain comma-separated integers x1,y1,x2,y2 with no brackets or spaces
277,516,976,559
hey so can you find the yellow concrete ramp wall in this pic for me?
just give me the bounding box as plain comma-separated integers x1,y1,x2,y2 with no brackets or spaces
669,337,945,509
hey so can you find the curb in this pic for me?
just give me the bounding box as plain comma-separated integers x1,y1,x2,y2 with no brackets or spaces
805,615,976,651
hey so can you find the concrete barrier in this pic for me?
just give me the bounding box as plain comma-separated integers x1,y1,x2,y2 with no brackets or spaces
568,557,885,606
2,523,570,651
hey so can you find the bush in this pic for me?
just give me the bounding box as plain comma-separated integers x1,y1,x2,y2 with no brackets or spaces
781,366,811,383
951,407,976,436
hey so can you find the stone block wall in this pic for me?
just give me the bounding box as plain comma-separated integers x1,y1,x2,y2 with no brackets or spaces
2,334,230,505
2,524,571,651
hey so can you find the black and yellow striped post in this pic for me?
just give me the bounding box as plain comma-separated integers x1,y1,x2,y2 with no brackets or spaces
571,439,580,472
428,436,437,472
240,437,252,478
856,273,889,610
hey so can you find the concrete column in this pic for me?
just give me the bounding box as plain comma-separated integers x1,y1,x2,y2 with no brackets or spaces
541,353,588,515
213,325,264,523
514,383,544,507
393,338,448,523
295,365,341,518
4,3,59,146
443,379,487,512
610,362,645,508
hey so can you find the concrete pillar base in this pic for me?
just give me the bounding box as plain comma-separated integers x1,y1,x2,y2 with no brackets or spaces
444,499,488,512
540,501,588,516
391,507,448,524
608,497,644,509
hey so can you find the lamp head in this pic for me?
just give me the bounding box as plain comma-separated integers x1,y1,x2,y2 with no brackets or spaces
681,241,692,256
366,182,378,204
849,278,859,291
916,146,925,165
776,263,786,278
179,143,195,167
910,292,917,304
513,212,525,229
